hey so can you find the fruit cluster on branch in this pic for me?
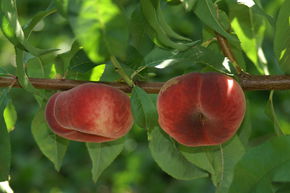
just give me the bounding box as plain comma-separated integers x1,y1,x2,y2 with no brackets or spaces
43,72,246,146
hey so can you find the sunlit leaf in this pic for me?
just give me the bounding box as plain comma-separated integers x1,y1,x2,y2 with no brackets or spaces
89,65,105,81
229,3,267,74
0,0,25,46
67,0,129,63
4,100,17,132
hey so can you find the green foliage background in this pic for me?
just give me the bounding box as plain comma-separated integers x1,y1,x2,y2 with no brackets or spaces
0,0,289,193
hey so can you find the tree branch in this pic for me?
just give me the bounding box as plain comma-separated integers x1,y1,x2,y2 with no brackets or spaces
238,73,290,91
0,76,164,93
1,75,290,93
215,33,242,74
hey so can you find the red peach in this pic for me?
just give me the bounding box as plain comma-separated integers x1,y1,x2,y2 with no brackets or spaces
157,72,246,147
45,83,133,142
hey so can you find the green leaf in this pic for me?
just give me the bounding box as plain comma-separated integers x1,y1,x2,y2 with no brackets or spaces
252,4,274,26
31,107,68,171
193,0,236,42
23,6,57,38
0,0,25,48
69,49,100,73
229,3,267,74
229,136,290,193
179,146,216,177
215,137,245,193
86,138,124,182
181,0,198,12
0,88,11,181
190,46,226,71
272,183,290,193
140,0,190,50
55,0,69,17
274,0,290,72
123,46,145,70
67,0,129,63
265,91,282,136
0,0,58,56
144,46,226,72
4,100,17,132
130,86,158,130
15,48,44,105
156,4,191,42
129,6,154,56
202,26,246,71
0,67,10,77
238,100,252,146
89,65,106,81
180,136,245,193
165,0,181,5
99,63,121,82
148,126,208,180
55,40,81,75
228,37,247,71
273,162,290,183
144,47,175,67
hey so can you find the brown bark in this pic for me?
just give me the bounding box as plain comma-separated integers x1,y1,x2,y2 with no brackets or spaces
0,76,164,93
1,75,290,93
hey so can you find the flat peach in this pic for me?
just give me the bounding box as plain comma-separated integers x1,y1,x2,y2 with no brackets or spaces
157,72,246,147
45,83,133,142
